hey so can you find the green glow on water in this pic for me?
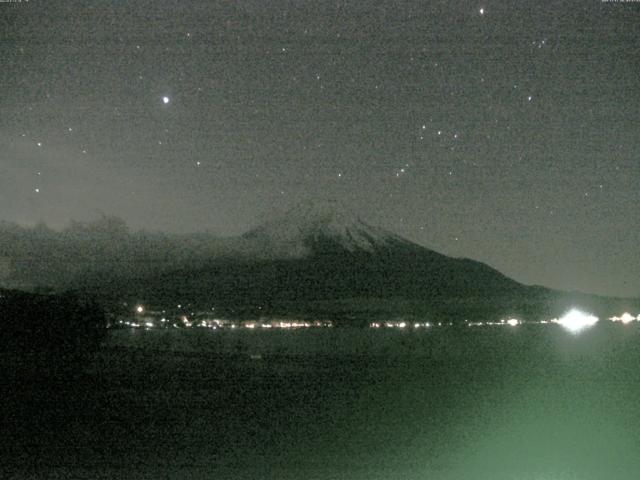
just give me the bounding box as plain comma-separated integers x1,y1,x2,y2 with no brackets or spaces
9,324,640,479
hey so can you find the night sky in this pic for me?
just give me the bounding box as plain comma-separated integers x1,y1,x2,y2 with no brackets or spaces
1,0,639,297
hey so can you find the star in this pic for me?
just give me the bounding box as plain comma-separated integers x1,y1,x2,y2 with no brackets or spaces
162,96,170,104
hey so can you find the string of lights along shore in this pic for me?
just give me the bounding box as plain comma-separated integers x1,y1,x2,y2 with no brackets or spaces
1,1,638,297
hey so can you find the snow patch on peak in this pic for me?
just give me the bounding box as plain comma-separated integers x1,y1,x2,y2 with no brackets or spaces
242,200,399,257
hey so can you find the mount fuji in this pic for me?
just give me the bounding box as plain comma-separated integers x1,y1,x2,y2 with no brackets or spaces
89,201,634,323
1,201,636,323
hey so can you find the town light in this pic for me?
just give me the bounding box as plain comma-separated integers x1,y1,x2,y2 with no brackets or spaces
555,309,598,333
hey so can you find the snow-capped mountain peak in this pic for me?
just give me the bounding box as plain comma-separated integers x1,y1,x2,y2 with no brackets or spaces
242,200,400,257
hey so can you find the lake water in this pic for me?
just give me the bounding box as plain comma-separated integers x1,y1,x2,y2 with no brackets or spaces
4,323,640,479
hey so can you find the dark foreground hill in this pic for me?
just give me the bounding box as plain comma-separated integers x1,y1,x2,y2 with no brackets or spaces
0,289,106,369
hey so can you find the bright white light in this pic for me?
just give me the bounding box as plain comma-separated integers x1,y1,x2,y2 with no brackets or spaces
145,322,154,328
398,322,406,328
555,309,598,333
136,305,144,314
479,7,485,15
162,96,170,104
611,312,635,324
620,312,635,324
506,318,519,327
